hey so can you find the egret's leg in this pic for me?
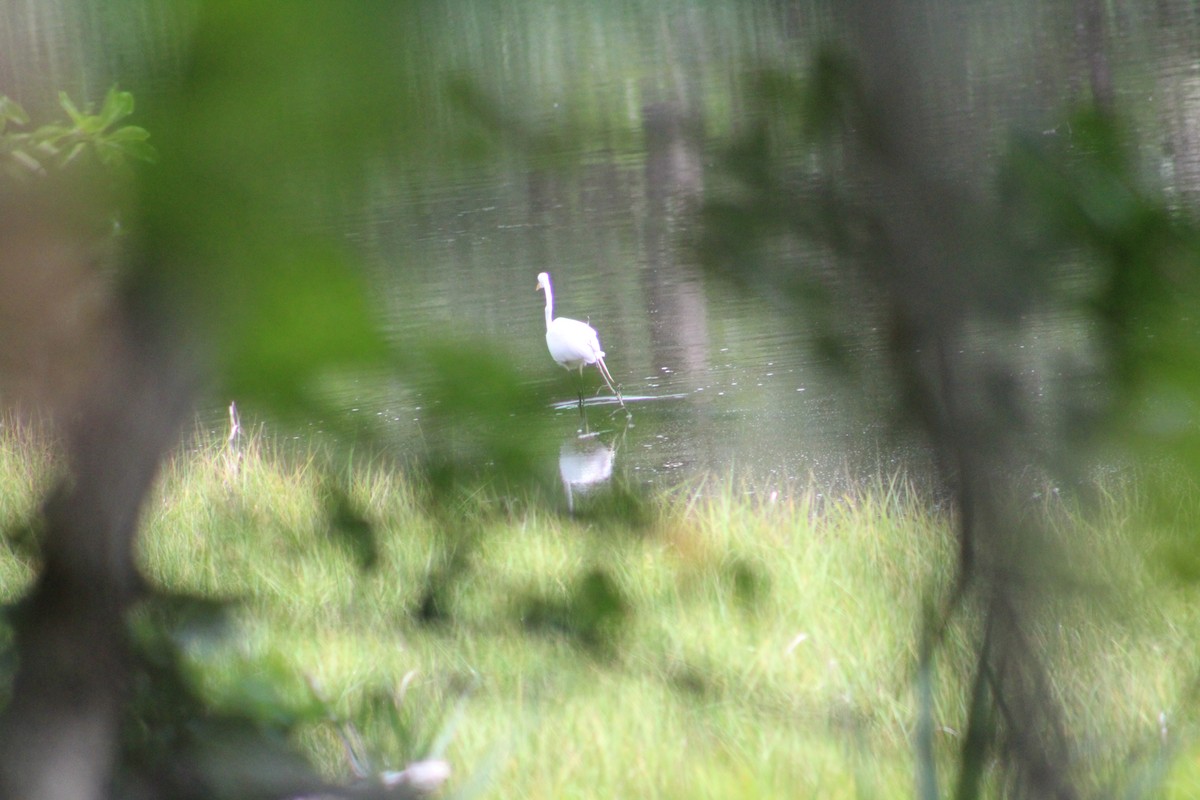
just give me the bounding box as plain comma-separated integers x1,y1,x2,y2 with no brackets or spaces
576,368,589,434
595,355,629,418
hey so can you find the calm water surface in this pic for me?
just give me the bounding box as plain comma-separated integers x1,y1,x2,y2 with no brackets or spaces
8,0,1200,499
339,157,1082,497
324,2,1200,498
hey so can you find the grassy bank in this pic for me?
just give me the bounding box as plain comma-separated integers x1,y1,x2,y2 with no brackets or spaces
2,424,1200,797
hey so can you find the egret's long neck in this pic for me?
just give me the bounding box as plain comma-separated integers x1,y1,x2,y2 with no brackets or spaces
543,284,554,331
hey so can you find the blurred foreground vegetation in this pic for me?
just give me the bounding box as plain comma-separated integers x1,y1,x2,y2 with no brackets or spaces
3,423,1200,798
5,1,1200,798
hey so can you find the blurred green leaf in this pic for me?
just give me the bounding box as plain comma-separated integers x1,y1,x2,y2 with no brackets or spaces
106,125,151,144
63,140,89,167
0,97,28,133
98,85,136,130
214,242,388,409
0,86,155,177
57,91,84,127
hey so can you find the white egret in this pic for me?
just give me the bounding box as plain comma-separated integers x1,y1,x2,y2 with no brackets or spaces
536,271,626,412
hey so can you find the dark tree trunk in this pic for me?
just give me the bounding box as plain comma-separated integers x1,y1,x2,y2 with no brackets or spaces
0,205,196,800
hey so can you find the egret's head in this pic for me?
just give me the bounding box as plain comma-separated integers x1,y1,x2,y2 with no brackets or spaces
536,272,551,293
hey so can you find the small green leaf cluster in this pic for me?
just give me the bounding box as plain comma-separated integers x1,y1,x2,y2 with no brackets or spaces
0,85,155,178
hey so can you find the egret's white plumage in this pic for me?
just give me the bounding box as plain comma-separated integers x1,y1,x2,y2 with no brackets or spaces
536,271,625,410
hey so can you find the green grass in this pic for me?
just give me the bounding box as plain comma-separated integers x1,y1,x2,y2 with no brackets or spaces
3,422,1200,798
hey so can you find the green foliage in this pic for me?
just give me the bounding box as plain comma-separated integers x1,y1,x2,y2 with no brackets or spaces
1003,109,1200,449
210,240,391,415
994,107,1200,637
0,85,155,178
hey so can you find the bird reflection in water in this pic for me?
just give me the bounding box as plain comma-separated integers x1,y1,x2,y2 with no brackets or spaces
559,427,624,514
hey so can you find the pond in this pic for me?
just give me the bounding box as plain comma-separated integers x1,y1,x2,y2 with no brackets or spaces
7,0,1200,501
345,157,906,496
326,1,1200,500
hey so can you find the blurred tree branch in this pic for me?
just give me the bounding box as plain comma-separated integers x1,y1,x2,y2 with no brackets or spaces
845,3,1081,793
697,2,1165,796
